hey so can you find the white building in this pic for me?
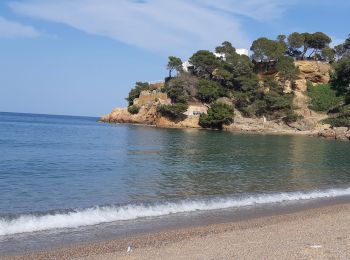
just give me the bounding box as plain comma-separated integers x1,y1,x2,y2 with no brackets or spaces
182,61,193,72
182,48,249,72
214,52,226,60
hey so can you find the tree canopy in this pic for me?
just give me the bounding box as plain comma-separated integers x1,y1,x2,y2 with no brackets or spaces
334,34,350,60
215,41,236,57
307,32,332,57
199,102,234,129
331,57,350,103
283,32,332,60
164,73,199,103
197,79,227,103
189,50,219,78
276,56,300,83
321,47,335,62
224,52,254,78
287,32,304,57
250,37,286,61
166,56,183,77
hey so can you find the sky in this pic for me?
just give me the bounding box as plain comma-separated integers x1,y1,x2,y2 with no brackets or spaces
0,0,349,117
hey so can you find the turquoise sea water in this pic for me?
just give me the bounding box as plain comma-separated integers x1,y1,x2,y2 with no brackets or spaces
0,112,350,239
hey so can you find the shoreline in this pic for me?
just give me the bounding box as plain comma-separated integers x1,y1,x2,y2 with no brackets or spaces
102,121,349,141
3,201,350,260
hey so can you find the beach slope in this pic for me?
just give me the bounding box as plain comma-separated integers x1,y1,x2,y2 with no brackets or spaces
5,203,350,260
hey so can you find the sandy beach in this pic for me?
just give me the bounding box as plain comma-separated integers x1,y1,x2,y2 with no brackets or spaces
3,203,349,260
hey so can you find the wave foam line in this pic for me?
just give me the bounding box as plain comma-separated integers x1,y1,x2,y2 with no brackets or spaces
1,187,350,236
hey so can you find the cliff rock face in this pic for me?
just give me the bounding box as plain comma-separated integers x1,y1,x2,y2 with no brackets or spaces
291,61,331,126
100,105,158,125
100,85,171,125
318,127,350,140
226,61,333,134
156,116,201,128
100,105,202,128
295,61,331,85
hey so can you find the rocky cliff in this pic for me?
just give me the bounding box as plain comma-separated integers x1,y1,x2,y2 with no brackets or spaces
100,104,202,129
100,105,158,125
101,61,350,140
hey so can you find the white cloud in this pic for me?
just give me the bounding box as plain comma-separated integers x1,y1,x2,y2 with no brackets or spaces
193,0,293,20
8,0,293,55
0,16,40,38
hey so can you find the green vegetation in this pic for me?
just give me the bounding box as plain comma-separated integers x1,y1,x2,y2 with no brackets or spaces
285,32,332,60
324,49,350,127
157,103,188,119
324,104,350,127
163,74,199,104
321,47,335,62
287,32,304,55
283,110,302,124
234,76,296,120
167,56,183,77
307,83,344,112
324,115,350,127
199,103,234,129
197,79,227,103
251,32,333,62
250,37,286,61
126,82,149,106
189,50,219,78
123,31,350,130
320,42,350,127
127,105,140,114
276,56,299,83
331,57,350,101
334,34,349,60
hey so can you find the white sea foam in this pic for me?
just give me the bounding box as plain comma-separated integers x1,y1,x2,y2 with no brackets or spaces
1,187,350,236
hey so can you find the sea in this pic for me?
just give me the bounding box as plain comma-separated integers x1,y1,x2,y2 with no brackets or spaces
0,112,350,255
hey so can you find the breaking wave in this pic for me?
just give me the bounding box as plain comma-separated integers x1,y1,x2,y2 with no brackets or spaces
1,187,350,236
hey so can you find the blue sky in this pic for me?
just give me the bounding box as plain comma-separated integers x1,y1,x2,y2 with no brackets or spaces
0,0,349,116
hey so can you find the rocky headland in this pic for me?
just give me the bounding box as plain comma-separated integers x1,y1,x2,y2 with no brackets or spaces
101,60,350,141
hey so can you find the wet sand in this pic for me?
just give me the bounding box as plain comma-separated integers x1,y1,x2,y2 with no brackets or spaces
3,203,350,260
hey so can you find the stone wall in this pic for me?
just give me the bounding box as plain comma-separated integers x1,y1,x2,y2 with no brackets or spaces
133,91,170,106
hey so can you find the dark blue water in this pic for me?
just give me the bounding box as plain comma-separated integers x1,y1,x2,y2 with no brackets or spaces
0,112,350,238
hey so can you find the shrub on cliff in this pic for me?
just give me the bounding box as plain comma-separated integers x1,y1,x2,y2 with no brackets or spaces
331,57,350,103
276,56,299,83
283,110,302,123
324,114,350,127
197,79,227,103
163,75,198,103
126,82,149,106
307,83,343,112
324,104,350,127
199,103,234,129
234,77,295,119
157,103,188,119
127,105,140,115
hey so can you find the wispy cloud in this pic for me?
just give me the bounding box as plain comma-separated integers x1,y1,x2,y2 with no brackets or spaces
8,0,293,55
193,0,294,20
0,16,40,38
